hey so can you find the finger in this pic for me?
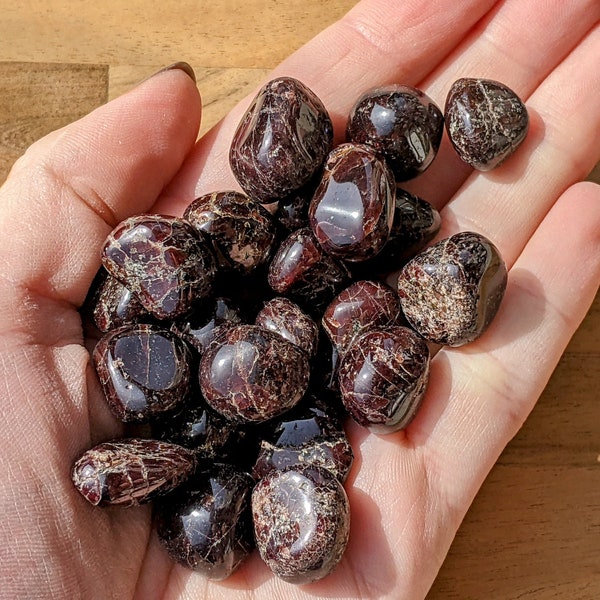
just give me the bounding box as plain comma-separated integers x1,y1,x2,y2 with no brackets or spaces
155,0,501,211
0,64,201,320
411,181,600,510
402,0,600,206
440,23,600,267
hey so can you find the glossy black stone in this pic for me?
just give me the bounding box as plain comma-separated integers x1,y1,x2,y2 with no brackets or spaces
346,84,444,180
230,77,333,203
156,463,254,579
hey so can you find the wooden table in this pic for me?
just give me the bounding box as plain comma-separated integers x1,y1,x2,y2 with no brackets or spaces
1,2,598,598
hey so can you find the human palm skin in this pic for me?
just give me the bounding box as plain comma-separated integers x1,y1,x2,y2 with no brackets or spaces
0,1,599,599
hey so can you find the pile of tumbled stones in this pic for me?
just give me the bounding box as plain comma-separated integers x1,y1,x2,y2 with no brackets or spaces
72,76,528,583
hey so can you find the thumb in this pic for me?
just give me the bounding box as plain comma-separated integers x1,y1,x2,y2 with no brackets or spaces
0,62,201,330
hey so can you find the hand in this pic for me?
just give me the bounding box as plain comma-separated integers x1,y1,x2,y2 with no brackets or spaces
0,1,598,599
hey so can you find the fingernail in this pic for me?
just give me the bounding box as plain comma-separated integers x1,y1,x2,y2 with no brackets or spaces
156,61,196,83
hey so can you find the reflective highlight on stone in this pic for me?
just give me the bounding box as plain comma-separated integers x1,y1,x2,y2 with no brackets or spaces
156,463,254,579
338,326,430,433
184,191,277,274
252,466,350,584
309,143,395,261
322,280,402,355
93,324,192,422
199,324,310,423
102,215,216,320
346,84,444,180
267,227,351,314
445,78,529,170
230,77,333,203
71,438,195,507
397,232,508,346
255,297,318,358
252,399,353,483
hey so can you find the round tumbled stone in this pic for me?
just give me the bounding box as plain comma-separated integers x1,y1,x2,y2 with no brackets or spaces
252,466,350,584
445,77,529,170
346,84,444,181
397,231,508,346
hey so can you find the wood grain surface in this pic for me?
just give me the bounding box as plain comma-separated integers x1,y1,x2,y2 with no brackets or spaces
0,1,598,599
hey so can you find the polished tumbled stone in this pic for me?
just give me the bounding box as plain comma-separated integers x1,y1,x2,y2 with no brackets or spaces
397,231,508,346
445,78,529,170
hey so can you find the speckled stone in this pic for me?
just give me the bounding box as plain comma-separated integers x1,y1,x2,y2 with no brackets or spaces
199,324,310,423
93,324,192,422
171,296,243,356
255,297,318,358
445,78,529,170
252,400,353,483
156,463,254,579
397,231,508,346
89,269,148,333
252,465,350,584
267,227,351,315
230,77,333,203
309,143,395,261
71,438,195,507
184,191,277,274
322,280,402,355
346,84,444,181
102,215,216,320
338,326,430,433
352,189,441,277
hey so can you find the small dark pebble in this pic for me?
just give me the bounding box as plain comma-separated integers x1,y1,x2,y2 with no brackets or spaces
445,77,529,170
252,466,350,584
322,280,402,355
309,143,395,262
255,297,319,358
397,231,507,346
338,326,430,433
230,77,333,203
102,215,216,320
199,324,310,423
72,438,196,507
346,84,444,181
156,463,254,579
184,191,277,274
93,324,192,422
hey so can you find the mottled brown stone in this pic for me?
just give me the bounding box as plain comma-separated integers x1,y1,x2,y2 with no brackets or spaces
93,324,192,422
102,215,216,320
71,438,195,507
397,231,508,346
252,466,350,584
184,191,277,274
156,463,254,579
255,297,318,358
309,143,395,261
199,324,310,423
445,78,529,170
322,280,402,355
346,84,444,181
252,399,353,483
230,77,333,203
338,326,430,433
267,227,351,315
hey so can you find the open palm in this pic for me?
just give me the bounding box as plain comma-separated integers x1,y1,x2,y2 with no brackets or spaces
1,1,599,599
